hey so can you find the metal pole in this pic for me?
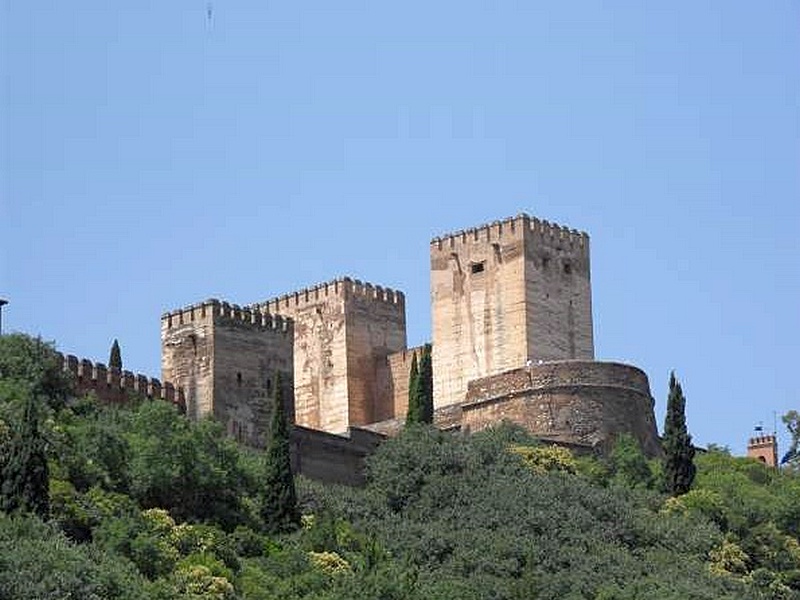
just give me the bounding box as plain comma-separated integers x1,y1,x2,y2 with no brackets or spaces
0,299,8,335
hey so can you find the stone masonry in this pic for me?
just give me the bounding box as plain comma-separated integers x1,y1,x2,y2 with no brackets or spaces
161,300,293,447
160,212,662,482
430,214,593,410
256,278,406,434
462,361,661,456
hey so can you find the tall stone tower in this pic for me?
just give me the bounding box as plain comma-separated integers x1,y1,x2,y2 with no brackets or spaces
431,214,594,408
258,278,406,434
161,300,293,447
747,433,778,467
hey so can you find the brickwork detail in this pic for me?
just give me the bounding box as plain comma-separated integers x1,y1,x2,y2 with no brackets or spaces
747,434,778,467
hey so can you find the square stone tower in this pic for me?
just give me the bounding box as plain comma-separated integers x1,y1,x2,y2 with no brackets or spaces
430,214,594,408
161,300,294,447
747,434,778,467
259,278,406,434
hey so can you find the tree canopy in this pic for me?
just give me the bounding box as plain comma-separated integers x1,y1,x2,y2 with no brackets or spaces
2,333,800,599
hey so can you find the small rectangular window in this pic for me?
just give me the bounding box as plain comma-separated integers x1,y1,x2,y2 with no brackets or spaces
471,261,485,274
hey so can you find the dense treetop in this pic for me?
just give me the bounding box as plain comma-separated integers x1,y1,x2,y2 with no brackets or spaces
1,333,799,599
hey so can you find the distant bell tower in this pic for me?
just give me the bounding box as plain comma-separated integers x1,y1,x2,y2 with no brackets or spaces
747,426,778,467
430,214,594,409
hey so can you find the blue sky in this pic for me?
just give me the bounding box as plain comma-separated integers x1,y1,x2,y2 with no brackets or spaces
2,2,798,455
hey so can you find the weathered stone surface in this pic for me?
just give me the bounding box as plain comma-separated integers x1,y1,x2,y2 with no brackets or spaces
431,214,594,410
290,426,384,486
463,361,661,456
259,278,406,434
161,300,293,447
156,212,663,484
375,346,425,424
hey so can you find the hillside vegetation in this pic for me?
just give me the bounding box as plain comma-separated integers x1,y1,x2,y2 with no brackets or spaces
1,333,799,599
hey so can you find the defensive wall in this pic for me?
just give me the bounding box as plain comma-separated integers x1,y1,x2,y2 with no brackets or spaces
463,360,661,457
255,277,406,434
58,349,381,487
430,213,594,410
149,211,665,484
363,360,659,457
59,352,185,409
290,425,385,486
161,299,294,447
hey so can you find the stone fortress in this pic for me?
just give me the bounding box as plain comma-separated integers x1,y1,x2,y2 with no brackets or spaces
160,213,662,482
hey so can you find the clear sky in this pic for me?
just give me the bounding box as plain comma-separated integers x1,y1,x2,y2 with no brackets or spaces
2,2,798,455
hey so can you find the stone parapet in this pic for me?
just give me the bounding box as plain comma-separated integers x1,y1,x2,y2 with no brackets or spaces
59,352,185,410
431,213,588,253
257,277,404,315
162,299,292,333
463,361,661,456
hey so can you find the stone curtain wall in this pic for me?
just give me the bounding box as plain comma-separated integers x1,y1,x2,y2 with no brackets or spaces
61,352,185,409
464,361,661,457
290,426,384,486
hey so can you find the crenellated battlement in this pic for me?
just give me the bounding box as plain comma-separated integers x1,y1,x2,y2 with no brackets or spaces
257,277,405,314
162,299,292,333
749,435,777,446
430,213,588,252
58,352,185,409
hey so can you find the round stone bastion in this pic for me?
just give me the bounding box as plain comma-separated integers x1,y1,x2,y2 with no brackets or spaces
463,361,661,457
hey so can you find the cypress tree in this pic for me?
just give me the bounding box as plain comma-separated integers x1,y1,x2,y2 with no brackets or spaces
109,339,122,371
418,343,433,424
0,391,49,517
661,371,696,496
406,344,434,425
406,351,421,424
261,372,299,533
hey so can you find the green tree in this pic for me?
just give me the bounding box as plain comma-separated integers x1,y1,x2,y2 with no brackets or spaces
0,513,150,599
0,334,72,412
418,344,433,424
405,351,420,425
406,345,433,425
1,391,49,517
109,339,122,371
608,433,653,489
779,410,800,467
261,373,299,534
661,371,696,496
125,401,250,528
